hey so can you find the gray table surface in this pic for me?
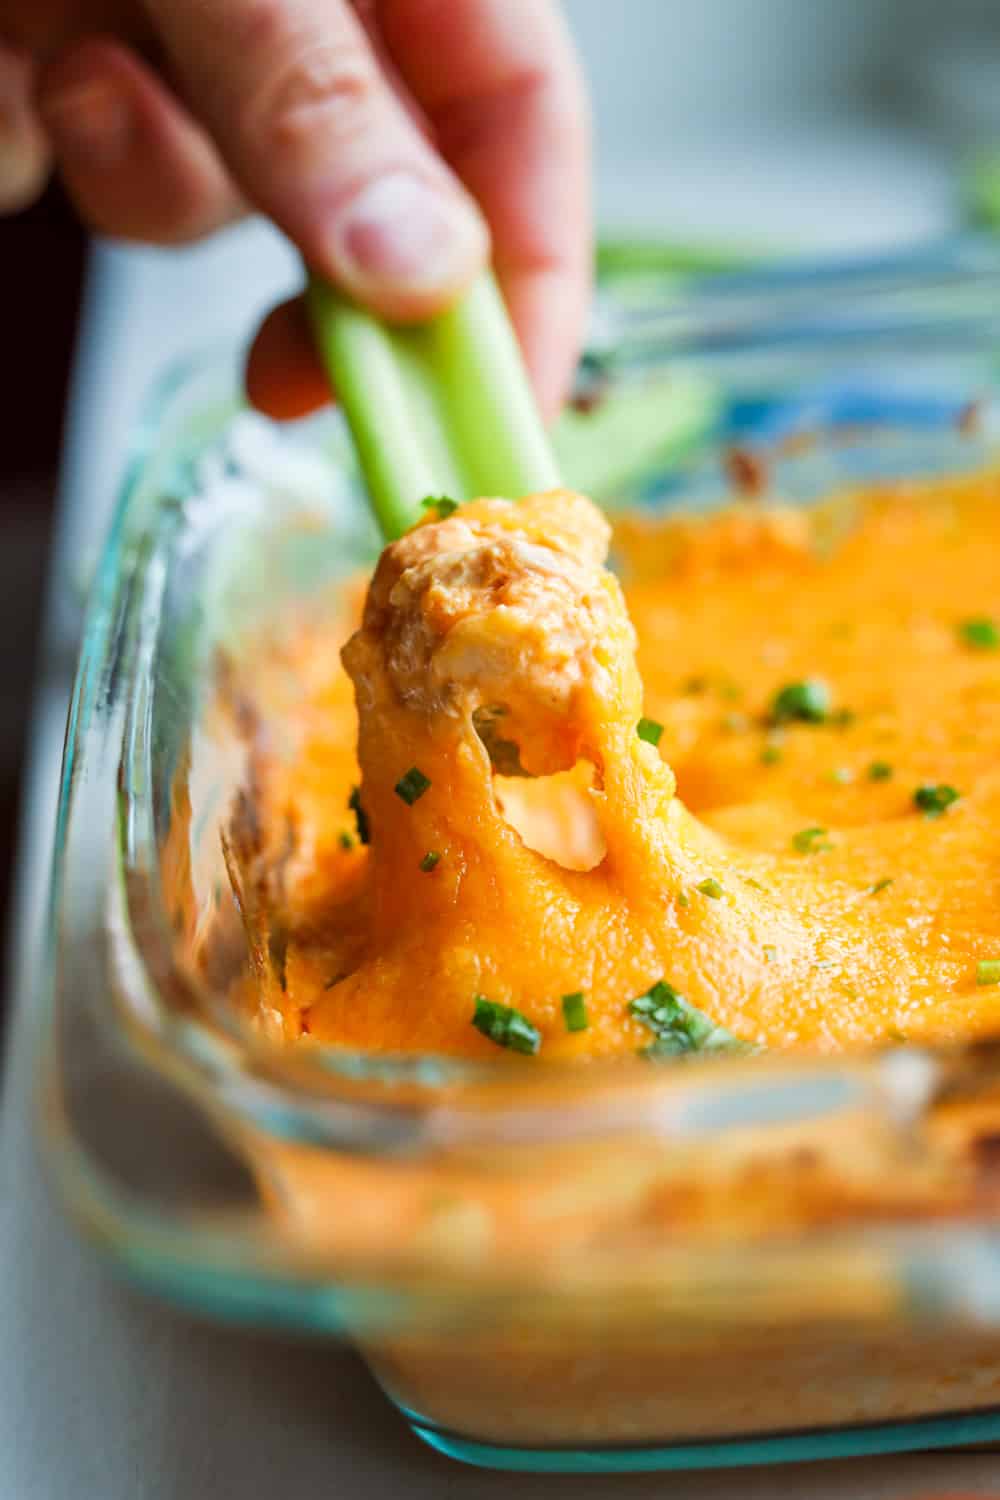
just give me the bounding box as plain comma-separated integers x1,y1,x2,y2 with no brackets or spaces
3,215,1000,1496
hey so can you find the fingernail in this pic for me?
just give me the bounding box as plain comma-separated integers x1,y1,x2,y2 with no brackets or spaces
329,171,486,300
42,78,130,167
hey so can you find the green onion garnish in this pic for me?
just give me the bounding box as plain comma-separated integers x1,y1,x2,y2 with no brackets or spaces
629,979,751,1058
395,767,431,805
472,996,541,1055
977,960,1000,986
868,877,894,895
419,850,441,872
338,830,355,851
696,877,723,899
868,760,893,782
913,783,960,819
769,678,831,725
561,992,588,1032
421,495,458,519
637,716,664,747
676,890,691,908
792,826,831,853
959,617,1000,651
348,785,370,845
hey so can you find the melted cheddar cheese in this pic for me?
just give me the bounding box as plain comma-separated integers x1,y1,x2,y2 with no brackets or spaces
224,475,1000,1059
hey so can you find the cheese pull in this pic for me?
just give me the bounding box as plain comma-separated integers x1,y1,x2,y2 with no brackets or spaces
307,490,760,1058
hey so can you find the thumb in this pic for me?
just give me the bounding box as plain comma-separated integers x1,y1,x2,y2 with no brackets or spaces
143,0,488,319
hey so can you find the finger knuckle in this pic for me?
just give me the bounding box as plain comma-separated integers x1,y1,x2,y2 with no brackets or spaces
237,11,379,160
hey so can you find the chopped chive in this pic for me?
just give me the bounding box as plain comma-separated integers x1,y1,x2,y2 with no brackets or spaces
868,760,893,782
677,890,691,908
977,960,1000,987
348,785,371,845
744,876,767,892
829,766,854,785
763,944,777,963
419,850,441,872
472,996,541,1055
792,826,831,854
959,616,1000,651
561,991,588,1032
338,830,355,851
629,979,682,1018
395,766,431,805
637,716,664,747
769,678,831,725
420,494,459,519
760,742,783,766
696,877,724,899
913,783,960,819
868,877,894,895
629,978,751,1057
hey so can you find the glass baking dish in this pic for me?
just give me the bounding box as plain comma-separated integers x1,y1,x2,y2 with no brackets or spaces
39,252,1000,1473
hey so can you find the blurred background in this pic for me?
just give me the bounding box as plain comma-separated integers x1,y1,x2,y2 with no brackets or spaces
574,0,1000,245
5,0,1000,1024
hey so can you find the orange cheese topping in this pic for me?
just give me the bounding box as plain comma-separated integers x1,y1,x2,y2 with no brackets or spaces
225,475,1000,1059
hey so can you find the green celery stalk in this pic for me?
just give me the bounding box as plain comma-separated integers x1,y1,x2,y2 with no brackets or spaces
596,236,756,279
307,271,560,539
554,371,719,505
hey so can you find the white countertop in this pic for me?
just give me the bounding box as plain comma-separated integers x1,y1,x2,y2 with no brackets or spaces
4,145,1000,1495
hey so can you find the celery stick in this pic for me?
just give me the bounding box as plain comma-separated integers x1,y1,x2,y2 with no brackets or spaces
307,272,559,539
554,371,719,505
596,237,756,279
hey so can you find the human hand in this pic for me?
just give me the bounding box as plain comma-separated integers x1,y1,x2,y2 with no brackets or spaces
1,1,590,420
